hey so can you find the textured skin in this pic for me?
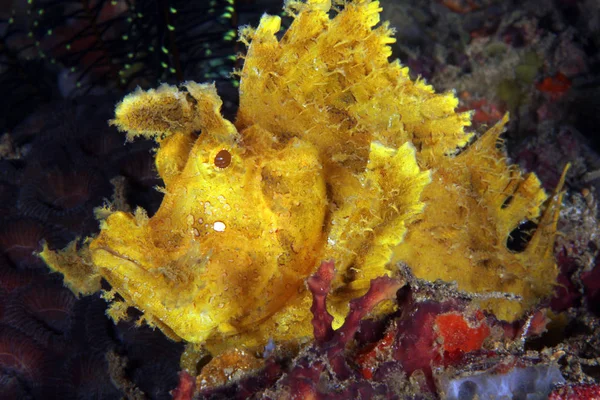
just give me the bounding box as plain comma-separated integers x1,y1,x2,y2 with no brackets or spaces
41,0,562,352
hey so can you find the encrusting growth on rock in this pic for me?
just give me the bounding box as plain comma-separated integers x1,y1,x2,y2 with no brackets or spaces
41,0,565,356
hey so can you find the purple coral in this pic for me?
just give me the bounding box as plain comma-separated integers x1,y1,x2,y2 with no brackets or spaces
194,261,405,399
269,261,404,398
191,263,574,399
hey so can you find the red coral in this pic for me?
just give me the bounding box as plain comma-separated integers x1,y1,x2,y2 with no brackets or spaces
355,329,396,380
393,300,444,384
307,259,335,343
277,261,404,390
172,371,195,400
549,383,600,400
354,284,548,392
458,93,505,126
536,73,572,100
435,312,490,357
196,261,404,399
440,0,480,14
193,263,577,398
500,309,549,341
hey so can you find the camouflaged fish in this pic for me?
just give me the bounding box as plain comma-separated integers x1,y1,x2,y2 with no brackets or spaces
41,0,564,354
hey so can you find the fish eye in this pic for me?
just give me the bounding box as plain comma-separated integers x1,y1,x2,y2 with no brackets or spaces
214,149,232,169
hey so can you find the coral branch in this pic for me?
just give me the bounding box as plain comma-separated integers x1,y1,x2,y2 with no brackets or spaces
172,371,195,400
307,260,335,344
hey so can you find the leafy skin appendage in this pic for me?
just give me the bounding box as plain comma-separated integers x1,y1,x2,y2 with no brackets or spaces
41,0,563,352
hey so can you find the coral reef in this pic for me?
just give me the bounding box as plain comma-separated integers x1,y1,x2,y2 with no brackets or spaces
549,383,600,400
1,0,600,398
187,262,567,399
0,99,183,398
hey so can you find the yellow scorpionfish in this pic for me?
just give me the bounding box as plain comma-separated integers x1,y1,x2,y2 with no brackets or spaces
42,0,564,356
